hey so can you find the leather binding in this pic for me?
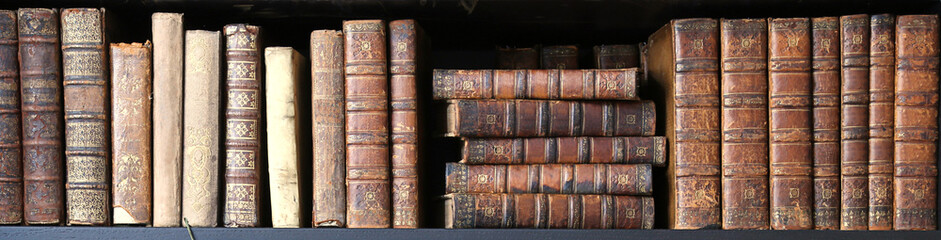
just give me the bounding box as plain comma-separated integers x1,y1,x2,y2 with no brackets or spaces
720,18,769,230
390,19,420,228
894,15,939,231
542,45,578,69
594,44,640,69
768,17,813,230
496,47,539,69
444,193,654,229
264,47,304,228
151,12,183,228
18,8,64,225
646,18,721,229
343,20,390,228
839,14,870,230
446,99,655,137
0,10,22,225
868,13,895,231
460,136,666,166
445,163,652,195
223,24,263,228
433,69,640,100
182,30,221,228
811,16,841,230
310,29,346,227
110,42,152,225
638,42,649,86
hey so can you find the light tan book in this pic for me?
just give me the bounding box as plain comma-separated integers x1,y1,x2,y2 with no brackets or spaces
264,47,305,228
151,12,184,228
182,30,221,228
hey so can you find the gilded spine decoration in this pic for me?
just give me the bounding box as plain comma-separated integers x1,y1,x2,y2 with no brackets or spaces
868,13,895,230
390,19,419,228
110,42,153,225
811,16,841,230
839,14,870,230
182,30,221,227
223,24,263,228
0,10,22,224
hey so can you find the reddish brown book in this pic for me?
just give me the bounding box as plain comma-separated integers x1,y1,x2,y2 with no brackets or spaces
310,29,346,227
496,47,538,69
720,18,769,230
868,13,895,231
894,15,939,231
0,10,22,225
444,193,653,229
433,69,640,100
461,136,665,166
446,99,655,137
541,45,578,69
811,16,841,230
389,19,420,228
594,44,640,69
110,42,152,225
446,163,652,195
840,14,870,230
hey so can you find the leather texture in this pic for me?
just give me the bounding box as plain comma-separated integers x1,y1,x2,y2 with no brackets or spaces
110,42,153,225
541,45,578,69
0,9,22,225
433,69,640,100
310,29,346,227
390,19,419,229
446,99,655,137
840,14,871,230
461,136,665,166
868,13,895,231
446,163,652,195
811,16,841,230
496,47,539,69
594,44,640,69
445,193,654,229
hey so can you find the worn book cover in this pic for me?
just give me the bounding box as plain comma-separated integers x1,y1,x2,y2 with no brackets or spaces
110,42,152,225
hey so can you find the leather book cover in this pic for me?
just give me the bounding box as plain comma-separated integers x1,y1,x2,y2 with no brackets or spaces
390,19,420,228
638,42,649,87
446,163,652,195
840,14,870,230
446,99,655,137
182,30,221,228
0,10,22,225
110,42,152,225
868,13,895,230
541,45,578,69
496,47,538,69
343,19,390,228
18,8,64,225
264,47,304,228
444,193,654,229
433,68,639,100
720,18,769,230
151,12,183,228
811,16,841,230
310,29,346,227
461,136,665,166
594,44,640,69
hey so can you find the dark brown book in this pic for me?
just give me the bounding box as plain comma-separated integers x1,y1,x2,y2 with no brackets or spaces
446,163,652,195
343,19,390,228
594,44,640,69
868,13,895,231
446,99,655,137
840,14,870,230
894,15,939,231
0,10,22,225
541,45,578,69
110,42,152,225
811,16,841,230
18,8,64,225
638,42,649,86
444,193,653,229
223,24,263,228
768,17,813,230
720,18,769,230
310,29,346,227
461,136,665,166
433,69,640,100
390,19,419,229
496,47,538,69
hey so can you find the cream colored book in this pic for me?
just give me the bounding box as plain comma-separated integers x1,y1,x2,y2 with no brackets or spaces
182,30,221,228
264,47,304,228
151,12,184,228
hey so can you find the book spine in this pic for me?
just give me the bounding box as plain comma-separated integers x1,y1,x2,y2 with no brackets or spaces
446,100,655,137
0,10,22,225
541,45,578,69
840,14,870,230
868,13,895,230
390,19,419,228
433,69,639,100
594,44,640,69
720,18,769,230
894,15,939,231
343,20,390,228
18,8,64,225
811,16,841,230
151,12,183,228
496,47,539,69
445,193,654,229
310,29,346,227
638,42,649,87
461,136,665,166
110,42,152,225
446,163,652,195
223,24,263,228
264,47,303,228
182,30,221,228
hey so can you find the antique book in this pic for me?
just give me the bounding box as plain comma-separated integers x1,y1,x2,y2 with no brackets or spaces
61,8,110,226
496,47,538,69
638,42,649,86
894,15,939,231
594,44,640,69
840,14,870,230
768,17,813,230
811,16,841,230
0,10,22,225
646,18,721,229
719,18,769,230
461,136,666,166
444,193,654,229
265,47,304,228
310,29,346,227
110,42,152,225
445,163,652,195
223,23,263,228
182,30,221,228
868,13,895,231
18,8,64,225
446,99,655,137
343,19,390,228
390,19,419,229
541,45,578,69
151,12,184,228
433,69,640,100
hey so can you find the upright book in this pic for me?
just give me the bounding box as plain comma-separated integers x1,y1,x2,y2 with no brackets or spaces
444,193,654,229
541,45,578,69
496,47,538,69
811,16,841,230
110,42,152,225
868,13,895,230
446,163,652,195
433,69,640,100
182,30,221,228
461,136,666,166
151,12,184,227
265,47,304,228
446,100,655,137
594,44,640,69
0,10,22,225
840,14,870,230
310,29,346,227
389,19,420,229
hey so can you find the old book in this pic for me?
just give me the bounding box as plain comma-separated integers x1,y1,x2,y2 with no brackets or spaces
720,18,769,230
496,47,538,69
768,17,813,230
445,163,652,195
594,44,639,69
541,45,578,69
446,99,655,137
110,42,152,225
182,30,221,228
461,136,666,166
310,29,346,227
390,19,419,229
894,15,939,231
868,13,895,231
811,16,841,230
840,14,870,230
18,8,64,225
646,18,721,229
151,12,183,228
638,42,649,86
264,47,304,228
433,69,640,100
61,8,110,226
343,19,390,228
0,10,22,225
223,23,263,228
444,193,653,229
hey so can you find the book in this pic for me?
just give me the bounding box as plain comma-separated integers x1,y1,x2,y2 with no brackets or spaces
110,42,152,225
182,30,221,228
647,18,721,229
461,136,666,166
840,14,870,230
868,13,895,231
264,47,304,228
638,42,649,86
444,193,654,229
310,29,346,227
542,45,578,69
151,12,184,228
61,8,110,226
446,163,652,195
446,99,655,137
811,16,841,230
719,18,769,230
496,47,539,69
390,19,419,229
594,44,639,69
433,69,640,100
0,9,22,225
